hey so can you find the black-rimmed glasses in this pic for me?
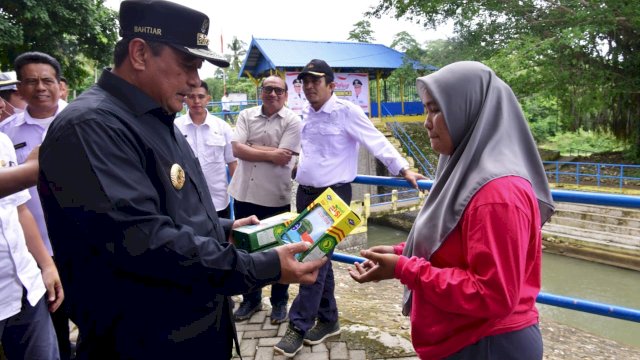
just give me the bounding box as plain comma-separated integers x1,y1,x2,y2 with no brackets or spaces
261,86,286,95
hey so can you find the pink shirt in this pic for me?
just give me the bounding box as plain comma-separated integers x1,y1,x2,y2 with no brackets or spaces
394,176,542,359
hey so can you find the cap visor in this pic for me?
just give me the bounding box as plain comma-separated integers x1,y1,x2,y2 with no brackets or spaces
297,71,326,80
173,45,230,68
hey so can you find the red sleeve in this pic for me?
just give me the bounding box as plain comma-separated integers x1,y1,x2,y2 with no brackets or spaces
395,201,534,318
393,242,405,255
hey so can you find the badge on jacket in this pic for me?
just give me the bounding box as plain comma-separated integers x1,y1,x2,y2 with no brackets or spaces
170,163,185,190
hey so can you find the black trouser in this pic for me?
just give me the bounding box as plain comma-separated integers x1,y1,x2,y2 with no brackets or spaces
445,324,543,360
52,256,71,360
233,200,291,306
289,183,352,333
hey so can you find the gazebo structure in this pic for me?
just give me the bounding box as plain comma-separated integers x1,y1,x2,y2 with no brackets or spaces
238,37,437,118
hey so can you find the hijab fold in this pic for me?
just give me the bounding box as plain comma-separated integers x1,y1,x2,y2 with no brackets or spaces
401,62,555,316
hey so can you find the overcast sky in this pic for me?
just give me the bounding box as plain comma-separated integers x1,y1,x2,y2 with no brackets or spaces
105,0,452,78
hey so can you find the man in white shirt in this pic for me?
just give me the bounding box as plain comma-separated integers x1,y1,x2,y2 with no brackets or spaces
274,59,425,358
0,132,63,359
175,81,237,218
0,51,71,359
221,91,233,124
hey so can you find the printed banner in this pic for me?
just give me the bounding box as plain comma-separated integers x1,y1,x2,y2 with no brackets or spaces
285,72,369,115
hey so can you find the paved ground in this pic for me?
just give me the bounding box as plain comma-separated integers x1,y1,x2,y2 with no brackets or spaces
230,303,417,360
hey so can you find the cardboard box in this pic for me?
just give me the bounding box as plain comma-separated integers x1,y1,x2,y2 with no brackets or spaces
232,212,297,253
280,188,361,262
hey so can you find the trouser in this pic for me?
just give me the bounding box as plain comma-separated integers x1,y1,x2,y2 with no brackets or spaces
288,183,352,333
445,324,543,360
216,206,230,220
234,199,291,306
51,255,71,360
51,303,70,360
0,290,60,360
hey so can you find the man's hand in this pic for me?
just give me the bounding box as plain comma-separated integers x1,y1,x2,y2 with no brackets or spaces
270,148,294,166
348,248,399,284
402,169,427,190
232,215,260,229
40,264,64,312
275,242,327,284
229,216,260,244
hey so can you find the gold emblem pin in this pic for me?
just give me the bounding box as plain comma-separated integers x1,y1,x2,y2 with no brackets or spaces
170,164,185,190
0,159,5,167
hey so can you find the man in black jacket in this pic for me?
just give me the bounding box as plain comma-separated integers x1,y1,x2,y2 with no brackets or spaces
38,1,325,358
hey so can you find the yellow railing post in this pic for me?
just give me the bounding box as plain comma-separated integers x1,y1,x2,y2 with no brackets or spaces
363,193,371,226
391,189,398,211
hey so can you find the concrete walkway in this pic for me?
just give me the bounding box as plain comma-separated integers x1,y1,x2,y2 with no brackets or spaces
231,302,418,360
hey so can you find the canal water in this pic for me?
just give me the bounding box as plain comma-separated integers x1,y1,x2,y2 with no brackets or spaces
366,223,640,348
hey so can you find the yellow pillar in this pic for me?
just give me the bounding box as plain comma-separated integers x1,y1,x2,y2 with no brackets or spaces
376,70,382,121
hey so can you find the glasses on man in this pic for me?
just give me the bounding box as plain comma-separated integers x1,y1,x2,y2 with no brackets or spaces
21,77,58,88
261,86,286,96
187,94,208,100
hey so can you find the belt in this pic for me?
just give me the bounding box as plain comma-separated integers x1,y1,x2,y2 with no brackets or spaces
298,183,349,194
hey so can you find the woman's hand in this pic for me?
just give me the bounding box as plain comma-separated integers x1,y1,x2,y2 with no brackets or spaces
349,247,399,283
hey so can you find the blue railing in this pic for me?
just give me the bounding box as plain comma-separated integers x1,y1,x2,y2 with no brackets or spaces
544,161,640,190
387,121,436,179
330,175,640,323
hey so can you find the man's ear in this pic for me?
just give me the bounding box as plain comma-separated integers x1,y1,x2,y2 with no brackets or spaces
128,38,149,71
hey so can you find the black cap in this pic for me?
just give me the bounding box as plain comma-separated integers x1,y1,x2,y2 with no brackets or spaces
119,0,229,68
297,59,334,83
353,79,363,86
292,78,302,85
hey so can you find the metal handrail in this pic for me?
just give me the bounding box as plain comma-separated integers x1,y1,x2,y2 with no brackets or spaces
333,174,640,323
543,161,640,190
387,121,436,178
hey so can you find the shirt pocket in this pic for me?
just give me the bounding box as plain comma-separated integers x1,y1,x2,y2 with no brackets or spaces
202,132,225,162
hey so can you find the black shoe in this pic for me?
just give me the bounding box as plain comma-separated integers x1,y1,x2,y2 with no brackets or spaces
233,301,262,322
270,303,288,324
274,325,304,358
303,321,340,345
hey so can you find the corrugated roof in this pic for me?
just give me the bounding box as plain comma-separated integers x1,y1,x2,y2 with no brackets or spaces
239,37,437,79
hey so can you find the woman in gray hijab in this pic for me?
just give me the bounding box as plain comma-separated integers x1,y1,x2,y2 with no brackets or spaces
349,61,554,359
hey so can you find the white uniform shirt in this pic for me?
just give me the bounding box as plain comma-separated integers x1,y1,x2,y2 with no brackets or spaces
175,112,236,211
0,102,67,256
295,94,408,187
0,133,46,321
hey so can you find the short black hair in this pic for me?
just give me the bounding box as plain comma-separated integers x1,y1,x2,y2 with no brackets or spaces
0,90,14,101
14,52,62,81
59,76,68,84
113,38,166,67
198,81,209,92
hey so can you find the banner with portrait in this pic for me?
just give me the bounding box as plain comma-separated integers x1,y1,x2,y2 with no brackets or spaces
285,72,370,115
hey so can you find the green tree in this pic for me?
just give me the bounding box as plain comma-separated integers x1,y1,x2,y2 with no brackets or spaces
348,20,376,43
368,0,640,159
0,0,118,91
226,36,247,71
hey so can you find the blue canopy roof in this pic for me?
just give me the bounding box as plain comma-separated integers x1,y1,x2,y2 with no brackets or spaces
238,37,437,80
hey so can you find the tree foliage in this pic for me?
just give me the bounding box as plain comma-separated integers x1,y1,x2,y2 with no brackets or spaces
348,20,376,43
369,0,640,158
226,36,247,71
0,0,118,90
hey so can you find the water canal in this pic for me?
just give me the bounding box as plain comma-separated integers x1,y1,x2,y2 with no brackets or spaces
366,223,640,348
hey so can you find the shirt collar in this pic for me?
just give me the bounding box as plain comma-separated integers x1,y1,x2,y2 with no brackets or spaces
8,101,66,128
97,68,175,125
184,112,216,127
303,94,337,117
259,105,286,119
